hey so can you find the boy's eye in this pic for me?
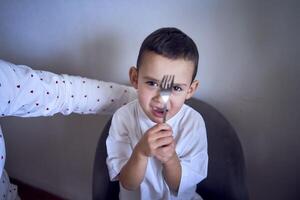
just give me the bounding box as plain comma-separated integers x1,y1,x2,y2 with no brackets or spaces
146,81,159,87
173,85,183,92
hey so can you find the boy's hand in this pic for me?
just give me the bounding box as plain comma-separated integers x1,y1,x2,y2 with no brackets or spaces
135,123,173,159
154,139,176,163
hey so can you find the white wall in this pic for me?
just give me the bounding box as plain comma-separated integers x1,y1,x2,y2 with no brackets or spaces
0,0,299,199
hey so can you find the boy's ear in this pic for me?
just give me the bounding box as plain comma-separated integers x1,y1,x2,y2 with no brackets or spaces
185,80,199,100
129,66,138,89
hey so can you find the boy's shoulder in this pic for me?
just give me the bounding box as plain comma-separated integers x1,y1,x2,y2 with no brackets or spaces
180,103,205,125
110,100,139,130
113,99,138,117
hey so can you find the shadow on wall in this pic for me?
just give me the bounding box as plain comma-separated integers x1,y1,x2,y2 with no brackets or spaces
0,31,124,81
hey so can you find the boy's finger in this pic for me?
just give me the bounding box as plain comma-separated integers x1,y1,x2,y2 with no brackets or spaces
151,123,172,132
146,124,172,141
151,130,172,141
154,136,173,148
159,123,172,130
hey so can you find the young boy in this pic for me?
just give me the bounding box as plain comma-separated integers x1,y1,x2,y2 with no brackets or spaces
106,27,208,200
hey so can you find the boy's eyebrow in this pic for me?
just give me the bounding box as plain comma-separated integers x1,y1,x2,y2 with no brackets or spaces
142,76,160,82
174,83,188,87
143,75,188,87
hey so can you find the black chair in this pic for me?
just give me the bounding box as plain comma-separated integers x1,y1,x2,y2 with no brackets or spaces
92,98,249,200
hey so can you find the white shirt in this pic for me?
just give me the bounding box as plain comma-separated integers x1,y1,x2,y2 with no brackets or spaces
0,59,137,199
106,100,208,200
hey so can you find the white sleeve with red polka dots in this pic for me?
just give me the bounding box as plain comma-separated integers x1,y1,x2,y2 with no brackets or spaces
0,59,137,199
0,59,137,117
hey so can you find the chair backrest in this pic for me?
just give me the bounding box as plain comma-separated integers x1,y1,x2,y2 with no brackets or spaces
92,98,249,200
92,118,119,200
186,99,249,200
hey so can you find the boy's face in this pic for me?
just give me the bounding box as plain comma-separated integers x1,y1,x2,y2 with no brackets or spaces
130,51,199,123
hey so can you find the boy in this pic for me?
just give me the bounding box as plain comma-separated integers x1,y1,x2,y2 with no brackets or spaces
106,27,208,200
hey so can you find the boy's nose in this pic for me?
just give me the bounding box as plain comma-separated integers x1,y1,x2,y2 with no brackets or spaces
152,90,163,102
153,90,171,104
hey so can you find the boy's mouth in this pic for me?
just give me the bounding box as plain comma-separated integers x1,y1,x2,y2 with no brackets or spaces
152,107,168,118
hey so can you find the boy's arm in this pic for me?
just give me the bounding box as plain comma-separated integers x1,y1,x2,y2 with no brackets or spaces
118,147,148,190
152,125,182,192
162,153,182,192
168,114,208,196
118,123,173,190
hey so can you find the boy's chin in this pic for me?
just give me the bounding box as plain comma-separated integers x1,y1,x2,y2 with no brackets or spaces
147,114,164,124
149,111,166,123
155,118,164,124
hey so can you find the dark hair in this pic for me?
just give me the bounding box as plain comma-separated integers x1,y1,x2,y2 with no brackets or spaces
136,27,199,81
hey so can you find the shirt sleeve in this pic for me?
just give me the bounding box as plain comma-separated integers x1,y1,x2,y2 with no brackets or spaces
176,114,208,197
106,109,133,181
0,126,5,179
0,59,137,117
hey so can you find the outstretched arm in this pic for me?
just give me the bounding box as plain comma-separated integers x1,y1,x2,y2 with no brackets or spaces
0,59,136,117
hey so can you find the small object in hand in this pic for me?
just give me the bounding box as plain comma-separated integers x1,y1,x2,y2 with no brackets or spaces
160,75,175,123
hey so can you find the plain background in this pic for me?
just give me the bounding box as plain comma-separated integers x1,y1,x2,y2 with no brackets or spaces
0,0,299,199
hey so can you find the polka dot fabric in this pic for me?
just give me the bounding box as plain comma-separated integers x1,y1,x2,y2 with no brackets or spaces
0,169,17,200
0,59,137,199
